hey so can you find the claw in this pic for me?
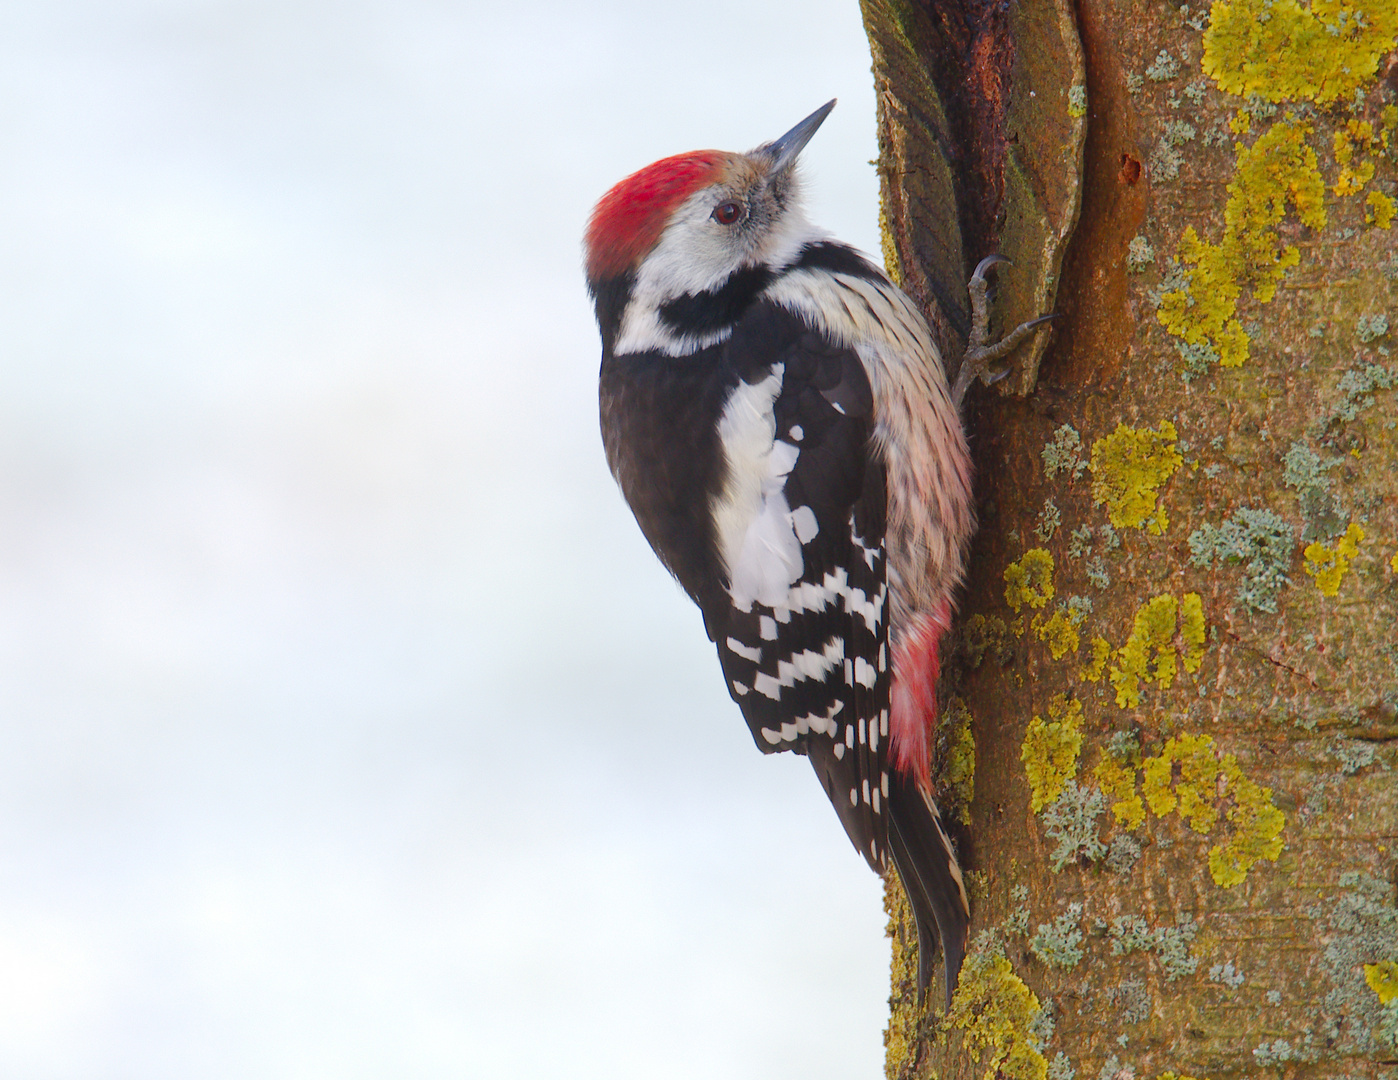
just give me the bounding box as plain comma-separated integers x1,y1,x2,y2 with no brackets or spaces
971,253,1012,282
954,255,1055,407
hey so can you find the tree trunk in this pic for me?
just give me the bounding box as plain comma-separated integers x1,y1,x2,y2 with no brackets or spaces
861,0,1398,1077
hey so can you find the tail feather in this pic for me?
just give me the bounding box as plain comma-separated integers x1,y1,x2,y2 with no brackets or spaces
887,769,969,1008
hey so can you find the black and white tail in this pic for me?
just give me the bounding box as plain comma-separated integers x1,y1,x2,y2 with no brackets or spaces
886,770,970,1008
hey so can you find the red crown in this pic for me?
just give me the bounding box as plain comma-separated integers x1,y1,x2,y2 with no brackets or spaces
585,151,727,281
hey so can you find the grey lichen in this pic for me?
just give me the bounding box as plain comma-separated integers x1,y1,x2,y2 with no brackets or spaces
1096,1054,1134,1080
1032,904,1086,969
1101,837,1140,883
1357,313,1390,344
1315,872,1398,1055
1148,139,1186,181
1037,498,1063,542
1042,424,1087,480
1109,915,1155,954
1048,1053,1076,1080
1042,781,1107,871
1106,729,1140,760
1327,737,1380,775
1108,913,1199,981
1028,998,1057,1051
1145,49,1181,81
1253,1038,1294,1066
1266,989,1282,1005
1281,440,1345,542
1332,361,1397,422
1106,980,1152,1024
1208,961,1245,988
1187,508,1295,613
1085,556,1110,589
1126,236,1156,273
1175,339,1220,380
1005,883,1032,936
1154,914,1200,981
1068,525,1095,559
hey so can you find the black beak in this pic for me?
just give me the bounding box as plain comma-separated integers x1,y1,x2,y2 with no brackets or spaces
759,99,836,173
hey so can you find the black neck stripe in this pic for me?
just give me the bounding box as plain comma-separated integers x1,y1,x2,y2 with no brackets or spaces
657,264,777,339
788,241,886,283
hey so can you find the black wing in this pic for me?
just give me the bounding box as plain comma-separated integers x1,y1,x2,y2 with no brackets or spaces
702,304,893,875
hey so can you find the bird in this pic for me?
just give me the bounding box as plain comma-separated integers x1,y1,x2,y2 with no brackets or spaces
583,99,1047,1006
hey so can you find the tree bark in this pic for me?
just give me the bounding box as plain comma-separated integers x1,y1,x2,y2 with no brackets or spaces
862,1,1398,1078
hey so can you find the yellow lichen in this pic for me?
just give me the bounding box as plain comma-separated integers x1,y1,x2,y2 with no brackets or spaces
1081,636,1112,682
1303,522,1364,596
1208,756,1286,887
1201,0,1398,104
878,205,904,289
948,952,1047,1080
1180,592,1207,673
883,872,924,1077
1033,609,1081,659
1157,120,1326,369
1095,755,1146,829
942,697,977,825
1135,733,1285,887
1367,190,1396,229
1089,422,1183,534
1110,594,1180,708
1391,550,1398,573
1365,960,1398,1005
1334,120,1381,195
1005,549,1055,612
1021,695,1084,813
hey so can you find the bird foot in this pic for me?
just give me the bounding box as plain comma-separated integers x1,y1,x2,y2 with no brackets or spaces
953,254,1056,406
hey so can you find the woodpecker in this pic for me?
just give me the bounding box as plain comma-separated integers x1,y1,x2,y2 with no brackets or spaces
585,100,1044,1006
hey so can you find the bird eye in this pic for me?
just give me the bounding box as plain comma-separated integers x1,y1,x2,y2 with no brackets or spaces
712,201,743,225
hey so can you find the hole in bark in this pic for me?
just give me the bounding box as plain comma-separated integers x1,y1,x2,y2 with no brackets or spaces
1119,152,1141,185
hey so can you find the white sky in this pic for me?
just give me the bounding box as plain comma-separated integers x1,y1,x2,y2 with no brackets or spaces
0,1,892,1076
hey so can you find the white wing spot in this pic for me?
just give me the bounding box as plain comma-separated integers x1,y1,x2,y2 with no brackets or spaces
789,425,803,441
725,637,761,662
853,657,877,689
732,681,749,696
714,367,807,612
790,505,819,544
759,616,777,641
849,788,858,807
862,779,871,805
760,727,781,745
833,741,845,760
753,672,782,700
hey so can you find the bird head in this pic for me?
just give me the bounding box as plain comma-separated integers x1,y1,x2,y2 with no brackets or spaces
585,101,835,355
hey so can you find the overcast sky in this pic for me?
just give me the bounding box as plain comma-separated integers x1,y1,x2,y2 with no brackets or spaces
0,2,892,1076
